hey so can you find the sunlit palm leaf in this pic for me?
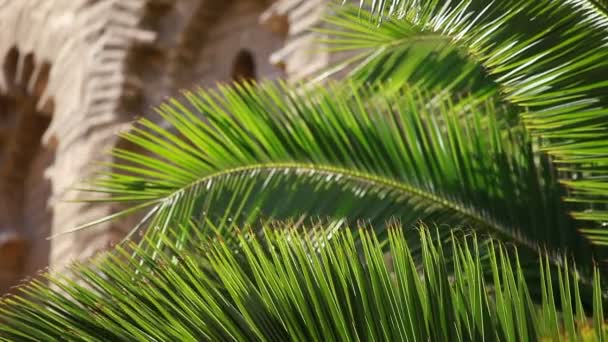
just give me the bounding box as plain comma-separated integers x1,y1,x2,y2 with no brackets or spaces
68,82,594,267
1,226,605,341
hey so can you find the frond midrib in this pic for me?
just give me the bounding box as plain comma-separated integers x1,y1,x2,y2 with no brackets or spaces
153,161,538,252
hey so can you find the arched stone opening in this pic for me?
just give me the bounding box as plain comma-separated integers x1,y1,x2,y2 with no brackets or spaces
231,49,257,82
0,47,55,293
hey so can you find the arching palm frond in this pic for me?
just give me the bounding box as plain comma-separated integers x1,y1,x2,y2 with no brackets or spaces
316,6,498,99
323,0,608,241
2,1,607,339
1,226,605,341
69,82,593,267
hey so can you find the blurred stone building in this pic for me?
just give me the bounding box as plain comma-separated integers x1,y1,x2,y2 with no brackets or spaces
0,0,332,292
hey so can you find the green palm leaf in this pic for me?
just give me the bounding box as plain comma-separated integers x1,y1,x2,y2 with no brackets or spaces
323,0,608,239
68,82,593,266
589,0,608,16
316,5,497,99
2,1,606,339
1,226,605,341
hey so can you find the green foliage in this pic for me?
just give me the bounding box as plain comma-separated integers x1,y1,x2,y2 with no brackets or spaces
2,0,608,339
322,0,608,241
1,226,605,341
316,5,497,98
68,82,594,267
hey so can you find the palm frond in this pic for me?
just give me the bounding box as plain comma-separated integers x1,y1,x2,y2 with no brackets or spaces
1,225,605,341
325,0,608,236
68,82,594,266
316,5,497,99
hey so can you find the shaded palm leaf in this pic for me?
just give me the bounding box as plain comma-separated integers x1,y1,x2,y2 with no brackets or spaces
316,5,498,99
326,0,608,239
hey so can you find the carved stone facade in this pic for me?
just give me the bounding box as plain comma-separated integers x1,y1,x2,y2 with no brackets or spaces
0,0,328,292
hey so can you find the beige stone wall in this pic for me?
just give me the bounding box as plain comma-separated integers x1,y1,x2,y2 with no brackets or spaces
0,0,153,291
0,0,332,292
123,0,286,120
193,1,286,86
264,0,330,80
